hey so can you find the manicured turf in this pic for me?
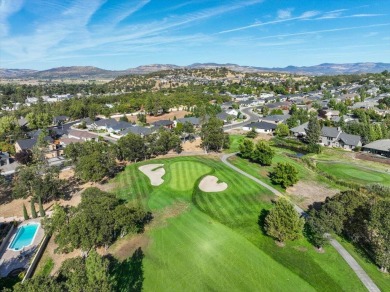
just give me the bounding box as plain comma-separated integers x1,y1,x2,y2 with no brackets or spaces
113,156,367,291
335,235,390,292
168,161,211,191
317,162,390,186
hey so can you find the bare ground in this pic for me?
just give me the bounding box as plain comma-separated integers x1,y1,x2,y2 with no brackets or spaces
286,180,339,209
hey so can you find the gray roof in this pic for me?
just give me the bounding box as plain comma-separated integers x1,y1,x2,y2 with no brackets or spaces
16,135,54,150
94,118,119,128
262,114,291,123
120,126,154,136
338,133,361,146
290,122,309,134
17,117,28,127
247,121,277,130
363,139,390,152
217,112,234,121
177,117,200,125
321,126,340,138
152,120,174,127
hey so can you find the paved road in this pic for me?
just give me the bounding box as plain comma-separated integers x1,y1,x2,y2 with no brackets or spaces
221,152,381,292
223,106,260,131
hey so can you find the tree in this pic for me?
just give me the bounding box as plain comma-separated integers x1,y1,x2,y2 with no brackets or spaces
14,149,33,165
275,123,289,137
23,203,29,220
306,115,321,146
43,188,150,254
137,113,147,124
200,117,225,152
261,106,269,116
13,275,63,292
246,127,257,138
251,141,275,166
75,151,116,182
119,114,129,122
367,200,390,273
117,133,146,162
31,199,37,218
269,162,299,188
305,209,329,249
264,199,304,243
38,196,46,217
239,139,254,159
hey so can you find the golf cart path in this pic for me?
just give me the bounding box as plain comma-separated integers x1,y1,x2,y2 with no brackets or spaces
221,153,381,292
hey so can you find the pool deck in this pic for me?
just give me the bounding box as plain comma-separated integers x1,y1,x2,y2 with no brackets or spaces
0,218,45,277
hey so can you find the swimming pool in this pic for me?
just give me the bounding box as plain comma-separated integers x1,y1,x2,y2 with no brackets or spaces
8,223,40,251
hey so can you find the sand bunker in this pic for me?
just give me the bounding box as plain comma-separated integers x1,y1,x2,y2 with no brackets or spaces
199,175,228,192
139,164,165,186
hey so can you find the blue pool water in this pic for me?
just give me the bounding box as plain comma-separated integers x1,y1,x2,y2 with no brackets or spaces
8,223,39,251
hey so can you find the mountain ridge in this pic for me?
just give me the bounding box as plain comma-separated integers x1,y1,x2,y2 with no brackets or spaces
1,62,389,79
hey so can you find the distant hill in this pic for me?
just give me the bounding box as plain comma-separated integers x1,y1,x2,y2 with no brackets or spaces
1,62,390,79
0,68,38,78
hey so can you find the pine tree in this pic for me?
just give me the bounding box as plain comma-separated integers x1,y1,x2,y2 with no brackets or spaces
38,196,46,217
23,204,29,220
306,115,321,145
31,199,37,218
264,198,304,243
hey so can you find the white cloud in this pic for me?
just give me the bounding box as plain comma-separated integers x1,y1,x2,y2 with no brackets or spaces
277,8,293,19
0,0,24,36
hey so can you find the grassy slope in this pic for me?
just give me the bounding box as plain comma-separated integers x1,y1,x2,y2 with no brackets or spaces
113,156,366,291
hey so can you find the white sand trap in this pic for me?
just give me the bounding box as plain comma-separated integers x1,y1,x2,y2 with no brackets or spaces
199,175,228,192
139,164,165,186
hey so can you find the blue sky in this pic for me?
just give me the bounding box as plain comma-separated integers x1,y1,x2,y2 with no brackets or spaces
0,0,389,70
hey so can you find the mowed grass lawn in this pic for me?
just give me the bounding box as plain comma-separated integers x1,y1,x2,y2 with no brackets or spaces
112,156,366,291
317,162,390,186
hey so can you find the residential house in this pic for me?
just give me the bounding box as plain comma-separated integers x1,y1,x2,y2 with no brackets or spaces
318,126,361,150
260,114,291,124
363,139,390,157
217,112,235,124
242,121,277,133
174,117,201,128
53,115,70,125
319,108,340,120
68,129,99,141
290,122,309,137
152,120,174,129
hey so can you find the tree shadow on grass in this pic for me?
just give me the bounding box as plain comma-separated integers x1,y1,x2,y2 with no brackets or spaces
109,247,145,292
257,208,269,235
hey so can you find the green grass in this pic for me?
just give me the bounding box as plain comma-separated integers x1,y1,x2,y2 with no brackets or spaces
226,134,245,153
168,161,211,191
335,235,390,292
317,162,390,186
112,156,367,291
34,258,54,277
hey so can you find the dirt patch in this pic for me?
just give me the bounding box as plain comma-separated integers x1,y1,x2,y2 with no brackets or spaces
41,236,81,276
138,164,165,186
59,168,74,180
182,137,202,153
356,153,390,165
293,246,308,252
107,234,150,262
286,180,339,209
199,176,228,192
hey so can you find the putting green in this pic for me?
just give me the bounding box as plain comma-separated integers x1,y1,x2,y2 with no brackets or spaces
317,163,390,186
168,161,211,191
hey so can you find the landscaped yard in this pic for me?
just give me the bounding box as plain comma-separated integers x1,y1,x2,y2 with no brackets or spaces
111,155,367,291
